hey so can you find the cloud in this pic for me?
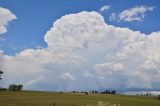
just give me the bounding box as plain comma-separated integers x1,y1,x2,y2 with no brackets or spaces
110,6,154,22
109,13,116,21
60,72,75,81
0,7,17,34
0,11,160,91
99,5,110,12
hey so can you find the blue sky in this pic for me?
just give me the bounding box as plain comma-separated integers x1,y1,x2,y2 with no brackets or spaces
0,0,160,55
0,0,160,92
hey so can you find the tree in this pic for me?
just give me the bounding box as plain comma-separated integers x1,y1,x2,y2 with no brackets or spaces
9,84,17,91
111,90,116,95
0,70,3,80
105,90,111,94
9,84,23,91
17,85,23,91
91,90,98,94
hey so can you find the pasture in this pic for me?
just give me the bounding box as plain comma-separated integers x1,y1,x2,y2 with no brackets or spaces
0,91,160,106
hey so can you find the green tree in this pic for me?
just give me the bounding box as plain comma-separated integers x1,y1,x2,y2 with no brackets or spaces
17,85,23,91
111,90,116,95
9,84,18,91
9,84,23,91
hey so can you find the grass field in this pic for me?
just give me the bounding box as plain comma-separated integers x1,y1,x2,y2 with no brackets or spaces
0,91,160,106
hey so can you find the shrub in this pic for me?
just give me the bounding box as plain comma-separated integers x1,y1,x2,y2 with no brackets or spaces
84,92,89,95
0,88,7,91
59,91,63,94
158,95,160,100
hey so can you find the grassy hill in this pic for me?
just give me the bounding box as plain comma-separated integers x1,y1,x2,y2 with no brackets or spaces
0,90,160,106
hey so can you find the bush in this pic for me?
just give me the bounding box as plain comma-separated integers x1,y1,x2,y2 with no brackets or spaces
59,91,63,94
84,92,89,95
0,88,7,91
158,95,160,100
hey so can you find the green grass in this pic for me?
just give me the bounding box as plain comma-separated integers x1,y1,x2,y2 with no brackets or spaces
0,90,160,106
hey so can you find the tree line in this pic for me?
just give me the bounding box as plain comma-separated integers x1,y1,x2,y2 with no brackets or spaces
70,89,116,95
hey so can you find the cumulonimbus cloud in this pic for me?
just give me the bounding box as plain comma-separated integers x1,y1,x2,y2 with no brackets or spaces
0,7,17,34
0,11,160,91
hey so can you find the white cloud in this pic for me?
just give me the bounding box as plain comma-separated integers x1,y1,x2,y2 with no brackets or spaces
82,71,93,78
0,11,160,91
0,7,17,34
60,72,75,81
110,6,154,22
109,13,116,21
99,5,110,12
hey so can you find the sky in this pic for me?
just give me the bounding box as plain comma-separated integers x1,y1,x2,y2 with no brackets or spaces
0,0,160,93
